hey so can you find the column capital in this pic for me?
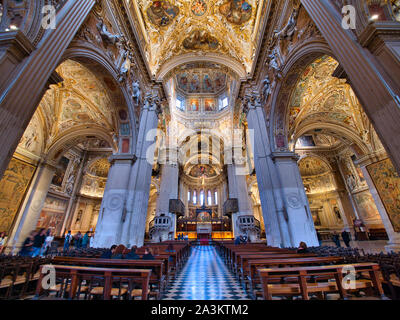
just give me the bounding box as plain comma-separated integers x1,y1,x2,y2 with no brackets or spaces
108,154,137,165
242,93,262,115
143,94,162,117
271,151,300,162
0,30,35,62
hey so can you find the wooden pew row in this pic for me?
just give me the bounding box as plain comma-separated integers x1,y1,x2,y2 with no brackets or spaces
246,256,344,298
35,264,151,300
52,257,166,299
236,253,317,283
224,246,294,270
0,258,51,299
257,263,385,300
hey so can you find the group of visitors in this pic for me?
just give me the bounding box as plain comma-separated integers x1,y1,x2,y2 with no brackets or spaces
19,228,54,257
332,230,352,248
176,233,188,241
63,230,92,252
99,243,175,260
316,229,352,248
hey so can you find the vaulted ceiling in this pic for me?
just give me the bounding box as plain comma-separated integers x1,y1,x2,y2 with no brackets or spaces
128,0,267,76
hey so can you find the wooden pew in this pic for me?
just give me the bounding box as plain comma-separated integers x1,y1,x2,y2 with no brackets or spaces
35,264,151,300
257,263,385,300
237,253,317,283
247,256,345,298
52,257,166,299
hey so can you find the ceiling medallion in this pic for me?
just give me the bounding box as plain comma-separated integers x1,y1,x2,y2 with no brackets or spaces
191,0,207,17
146,1,179,27
219,0,252,25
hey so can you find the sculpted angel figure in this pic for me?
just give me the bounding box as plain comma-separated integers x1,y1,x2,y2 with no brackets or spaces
274,5,299,41
131,80,141,104
261,75,271,100
96,19,120,46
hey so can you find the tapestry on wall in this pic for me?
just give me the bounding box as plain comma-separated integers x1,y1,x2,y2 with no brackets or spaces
367,158,400,232
0,158,36,233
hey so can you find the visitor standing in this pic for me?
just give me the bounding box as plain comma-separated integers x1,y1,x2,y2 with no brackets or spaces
32,228,46,257
64,230,72,253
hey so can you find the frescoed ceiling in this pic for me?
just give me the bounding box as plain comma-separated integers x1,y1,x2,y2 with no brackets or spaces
17,60,118,157
299,157,330,177
288,55,375,152
129,0,265,75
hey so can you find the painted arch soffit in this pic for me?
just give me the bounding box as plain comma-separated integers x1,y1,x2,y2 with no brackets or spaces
18,60,119,157
130,0,266,76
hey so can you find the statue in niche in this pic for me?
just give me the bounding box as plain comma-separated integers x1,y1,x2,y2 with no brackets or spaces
274,4,300,41
75,210,83,227
96,19,120,46
65,173,75,195
333,206,343,221
346,174,356,191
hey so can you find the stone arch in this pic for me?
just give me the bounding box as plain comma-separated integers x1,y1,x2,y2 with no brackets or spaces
293,122,371,158
46,125,117,163
269,41,335,152
59,43,138,154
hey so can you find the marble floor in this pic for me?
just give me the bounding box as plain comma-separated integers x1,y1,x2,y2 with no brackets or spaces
162,245,250,300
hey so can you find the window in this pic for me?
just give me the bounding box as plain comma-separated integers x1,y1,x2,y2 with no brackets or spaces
207,190,212,206
188,190,191,202
200,190,204,206
219,97,229,110
214,190,218,205
176,97,185,111
193,190,197,204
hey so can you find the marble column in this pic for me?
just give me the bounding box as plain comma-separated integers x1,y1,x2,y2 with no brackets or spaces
121,96,161,248
358,155,400,252
92,154,135,248
0,0,95,178
272,152,319,247
8,162,56,252
244,96,289,247
301,0,400,174
155,158,179,241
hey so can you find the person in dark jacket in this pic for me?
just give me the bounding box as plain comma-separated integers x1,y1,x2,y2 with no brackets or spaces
125,246,140,260
100,245,117,259
142,247,155,260
19,231,36,256
297,242,308,254
32,228,46,257
341,230,351,247
111,245,125,259
332,232,341,247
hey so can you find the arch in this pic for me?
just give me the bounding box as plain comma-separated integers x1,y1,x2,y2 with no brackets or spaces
269,40,335,151
297,154,334,174
156,52,247,82
293,122,371,157
46,125,117,162
60,43,138,153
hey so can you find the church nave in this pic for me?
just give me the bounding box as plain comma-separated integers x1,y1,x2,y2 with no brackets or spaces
163,246,250,301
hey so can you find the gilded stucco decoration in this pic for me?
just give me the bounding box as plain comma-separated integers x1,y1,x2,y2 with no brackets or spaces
18,60,119,157
133,0,264,74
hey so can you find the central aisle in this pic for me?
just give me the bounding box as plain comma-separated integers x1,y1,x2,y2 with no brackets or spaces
163,245,250,300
